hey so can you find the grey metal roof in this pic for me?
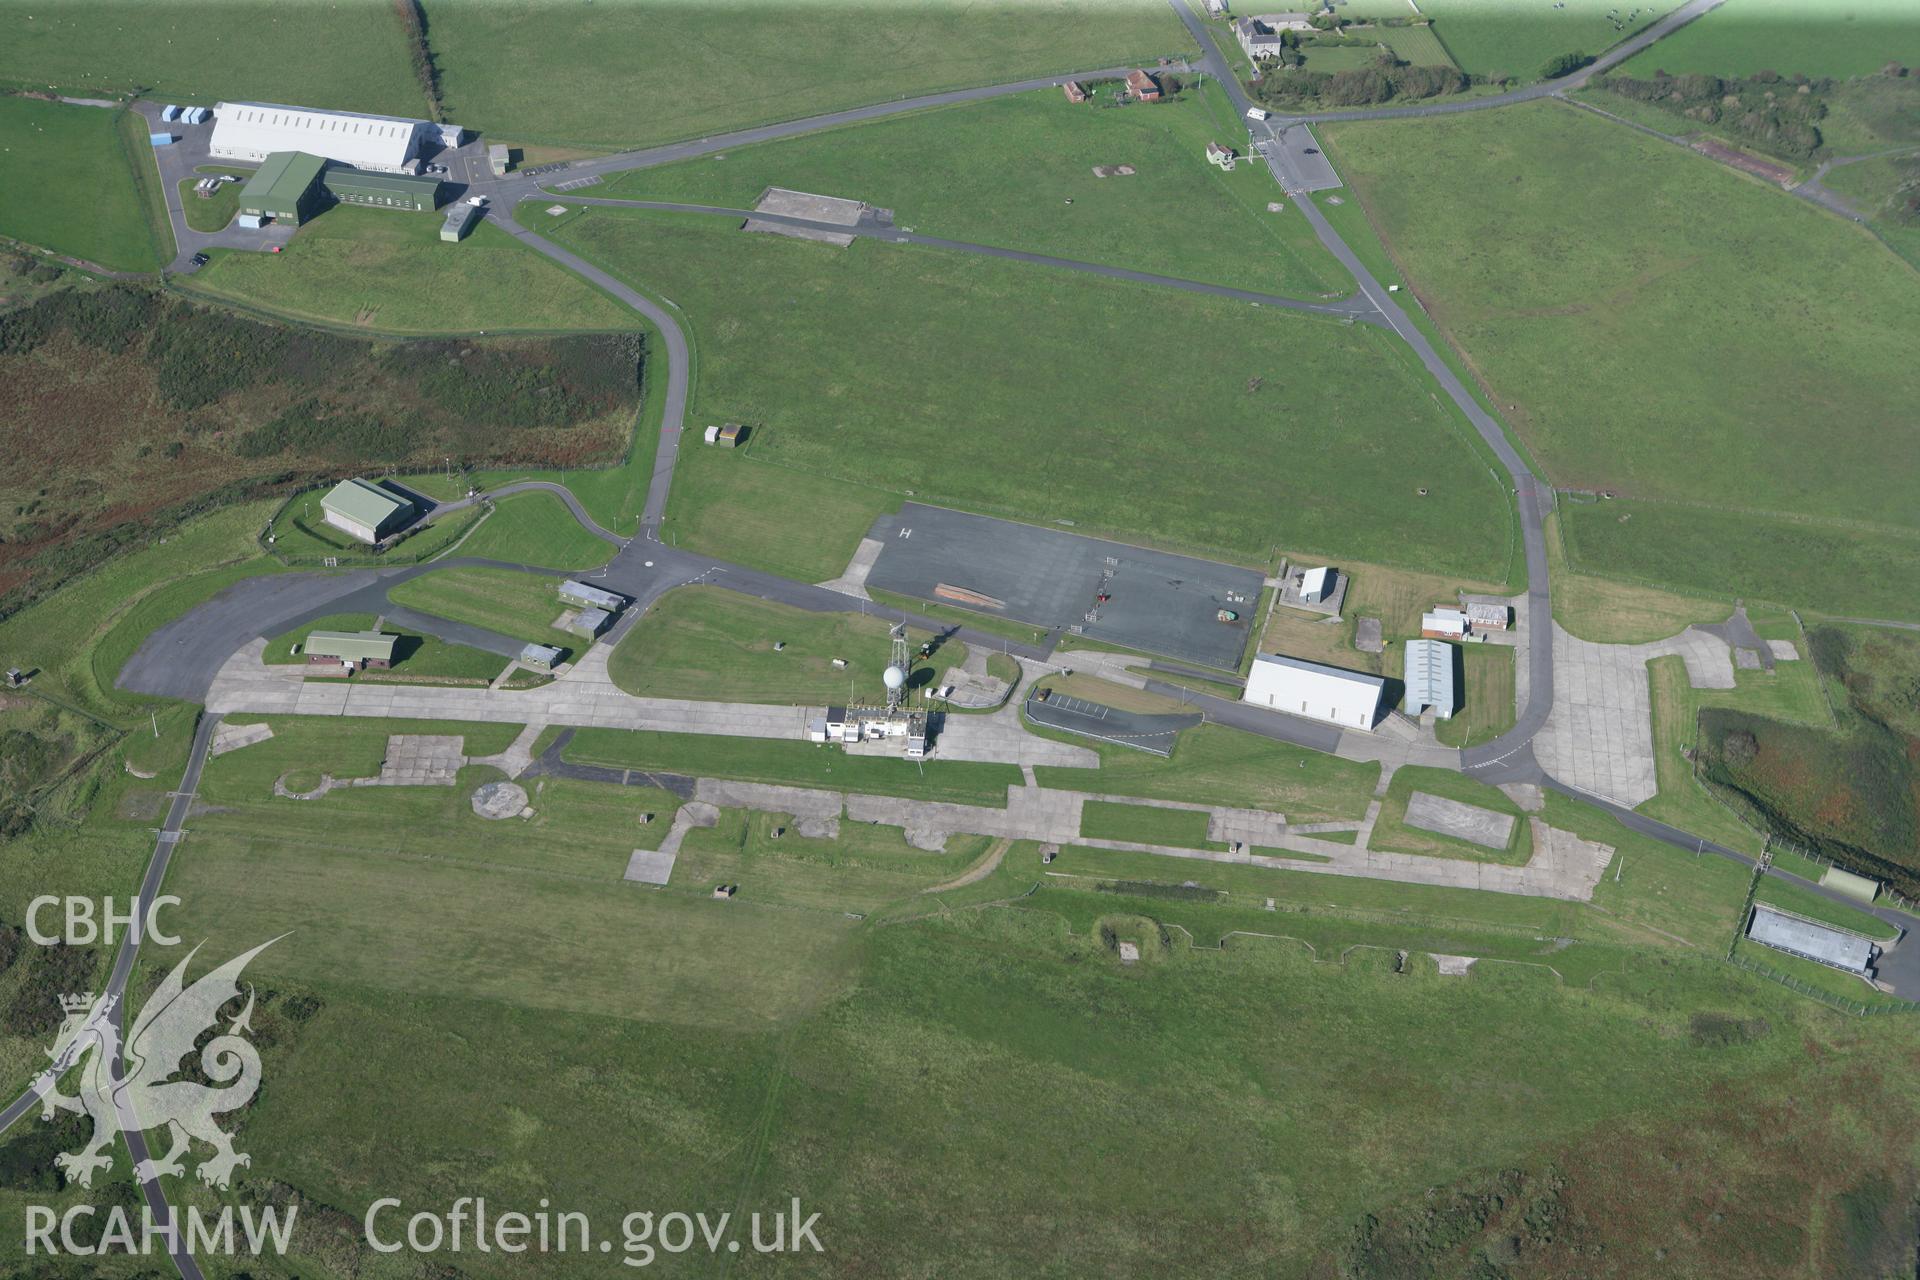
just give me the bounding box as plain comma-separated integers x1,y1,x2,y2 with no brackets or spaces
1403,638,1455,716
559,580,627,611
520,643,564,666
305,630,396,662
320,478,409,527
1747,904,1876,974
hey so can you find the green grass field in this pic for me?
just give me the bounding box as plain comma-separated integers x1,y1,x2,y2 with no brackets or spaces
454,490,615,571
662,447,899,584
1381,24,1458,69
1433,643,1517,749
1341,0,1678,81
609,586,968,704
183,209,639,334
1079,798,1214,848
386,566,576,651
1620,0,1920,78
0,0,426,113
422,0,1193,150
609,80,1345,298
176,171,239,233
549,207,1514,579
1034,721,1379,820
1823,153,1920,272
0,97,158,271
97,784,1920,1276
1325,101,1920,614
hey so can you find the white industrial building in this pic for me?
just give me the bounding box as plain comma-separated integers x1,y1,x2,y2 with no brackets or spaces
1421,607,1468,639
212,102,432,172
1747,904,1878,977
1242,653,1385,729
1402,639,1455,721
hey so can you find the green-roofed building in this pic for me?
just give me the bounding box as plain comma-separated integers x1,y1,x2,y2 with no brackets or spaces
323,167,441,212
319,478,414,544
236,150,326,224
304,630,397,670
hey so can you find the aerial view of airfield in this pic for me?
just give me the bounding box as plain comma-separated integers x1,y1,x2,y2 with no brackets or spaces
4,0,1920,1273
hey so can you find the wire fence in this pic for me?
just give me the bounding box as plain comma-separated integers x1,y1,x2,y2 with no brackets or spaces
1725,954,1916,1017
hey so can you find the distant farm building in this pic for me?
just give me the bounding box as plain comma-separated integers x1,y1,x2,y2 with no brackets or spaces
1206,141,1237,169
1746,904,1879,978
1421,607,1468,640
304,630,396,671
318,478,413,544
1204,0,1228,13
703,423,745,447
559,580,628,612
1237,13,1315,59
212,101,435,172
1242,653,1385,729
1063,81,1088,104
489,143,511,175
1402,639,1455,721
1466,602,1510,631
1127,69,1162,101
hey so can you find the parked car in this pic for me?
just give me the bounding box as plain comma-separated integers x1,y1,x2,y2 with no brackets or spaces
190,252,210,267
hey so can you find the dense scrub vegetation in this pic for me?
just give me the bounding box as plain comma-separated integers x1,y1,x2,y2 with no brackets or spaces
1246,53,1469,108
1590,68,1831,159
1696,626,1920,892
0,283,643,620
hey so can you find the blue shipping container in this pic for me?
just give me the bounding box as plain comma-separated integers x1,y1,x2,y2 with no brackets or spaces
148,133,175,146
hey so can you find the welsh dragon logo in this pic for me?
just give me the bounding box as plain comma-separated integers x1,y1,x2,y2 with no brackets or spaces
38,938,281,1190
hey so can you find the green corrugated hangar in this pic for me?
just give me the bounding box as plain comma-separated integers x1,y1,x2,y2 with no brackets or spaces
236,151,327,224
235,151,442,226
325,168,441,212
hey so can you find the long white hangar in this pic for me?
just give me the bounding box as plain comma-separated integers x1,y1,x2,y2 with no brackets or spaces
1242,653,1386,730
211,102,461,172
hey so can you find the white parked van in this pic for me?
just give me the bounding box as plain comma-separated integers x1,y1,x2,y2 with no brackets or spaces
1245,106,1270,122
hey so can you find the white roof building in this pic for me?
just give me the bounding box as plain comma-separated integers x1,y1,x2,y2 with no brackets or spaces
1300,566,1334,603
1243,653,1385,729
211,101,429,172
1747,904,1877,976
1402,639,1455,720
1421,608,1467,638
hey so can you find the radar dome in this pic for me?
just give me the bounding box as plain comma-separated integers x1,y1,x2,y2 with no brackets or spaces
883,665,906,691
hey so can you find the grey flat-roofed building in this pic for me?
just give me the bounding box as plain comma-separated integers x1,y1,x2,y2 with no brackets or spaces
1403,638,1455,720
519,643,565,670
1747,904,1878,975
559,580,628,611
569,607,612,638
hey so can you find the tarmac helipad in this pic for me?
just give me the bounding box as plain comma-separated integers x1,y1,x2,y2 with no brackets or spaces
863,504,1264,671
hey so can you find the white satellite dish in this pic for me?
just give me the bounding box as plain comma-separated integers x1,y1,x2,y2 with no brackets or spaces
883,665,906,691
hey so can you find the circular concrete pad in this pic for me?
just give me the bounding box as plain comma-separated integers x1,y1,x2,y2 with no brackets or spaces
471,780,530,820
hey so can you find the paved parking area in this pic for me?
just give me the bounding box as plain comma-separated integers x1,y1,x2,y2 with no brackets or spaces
864,504,1263,670
1404,791,1515,850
